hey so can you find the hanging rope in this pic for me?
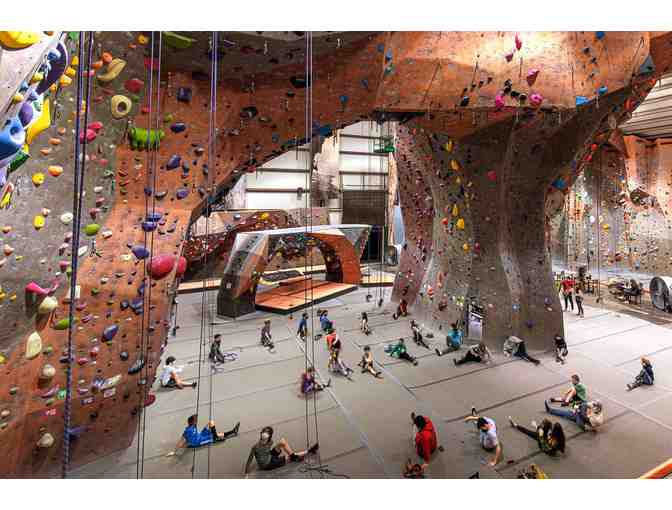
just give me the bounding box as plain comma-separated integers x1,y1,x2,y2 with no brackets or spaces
62,30,95,480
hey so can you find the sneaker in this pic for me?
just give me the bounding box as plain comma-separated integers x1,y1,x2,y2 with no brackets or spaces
191,382,197,389
471,407,477,417
308,443,319,455
326,378,332,388
626,384,632,391
435,348,441,357
413,359,418,366
232,422,241,435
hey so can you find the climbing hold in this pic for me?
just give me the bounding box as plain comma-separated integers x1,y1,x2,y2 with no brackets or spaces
33,214,46,230
3,244,14,256
149,254,176,279
459,96,470,107
529,93,543,107
128,127,164,150
598,85,608,96
163,32,196,49
103,324,119,342
84,224,100,236
26,332,42,359
166,154,181,170
526,69,539,86
290,75,310,88
97,58,126,82
110,95,132,119
124,78,144,94
48,165,63,177
462,243,470,252
494,93,505,110
452,204,459,217
60,212,73,224
38,296,58,315
0,117,27,162
128,358,145,375
505,51,514,63
515,34,523,50
170,122,186,133
131,246,150,260
176,256,188,278
575,96,590,106
176,87,192,103
26,98,50,144
53,318,71,330
175,188,189,199
596,31,605,40
240,106,258,119
487,170,497,182
37,433,55,449
0,31,40,49
450,160,460,171
456,218,465,230
32,173,45,186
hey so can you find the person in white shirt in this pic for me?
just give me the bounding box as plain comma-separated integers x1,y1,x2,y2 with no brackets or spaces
464,411,502,466
160,356,196,390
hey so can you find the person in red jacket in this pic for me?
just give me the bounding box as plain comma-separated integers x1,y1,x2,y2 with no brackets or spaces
412,413,437,472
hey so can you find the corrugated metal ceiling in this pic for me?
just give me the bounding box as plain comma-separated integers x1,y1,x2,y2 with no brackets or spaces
621,74,672,139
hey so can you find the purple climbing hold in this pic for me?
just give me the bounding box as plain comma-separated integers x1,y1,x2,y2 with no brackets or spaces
132,246,150,259
142,221,157,232
120,300,129,310
103,324,119,342
147,212,162,222
144,187,153,196
177,87,192,103
176,188,189,199
170,122,186,133
166,154,181,170
19,101,34,127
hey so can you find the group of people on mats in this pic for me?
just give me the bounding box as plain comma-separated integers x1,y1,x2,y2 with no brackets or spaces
161,297,656,476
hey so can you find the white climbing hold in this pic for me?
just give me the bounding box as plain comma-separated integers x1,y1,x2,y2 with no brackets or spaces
60,212,74,224
37,433,54,448
26,332,43,359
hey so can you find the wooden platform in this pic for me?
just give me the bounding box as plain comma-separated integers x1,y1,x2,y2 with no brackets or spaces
360,272,395,287
255,280,358,314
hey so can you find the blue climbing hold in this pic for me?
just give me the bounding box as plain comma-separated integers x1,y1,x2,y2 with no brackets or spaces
146,212,162,222
377,43,385,53
385,50,393,62
575,96,590,107
552,178,567,190
361,79,369,90
339,95,348,106
166,154,181,170
0,116,26,162
170,122,186,133
141,221,158,232
18,101,34,127
596,31,605,40
598,86,608,96
132,246,150,259
103,325,119,342
177,87,192,103
176,188,189,199
637,55,655,76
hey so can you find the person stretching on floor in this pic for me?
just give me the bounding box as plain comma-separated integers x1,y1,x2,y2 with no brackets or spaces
358,345,382,378
508,417,565,456
627,357,654,391
386,338,418,365
464,411,502,466
167,414,239,456
209,335,228,365
410,413,437,475
329,335,354,380
393,299,408,320
300,367,330,396
544,399,603,432
244,426,318,475
554,334,568,364
436,322,462,356
160,356,196,390
361,312,372,335
297,312,309,342
549,374,587,406
410,320,430,349
260,319,275,352
453,342,492,366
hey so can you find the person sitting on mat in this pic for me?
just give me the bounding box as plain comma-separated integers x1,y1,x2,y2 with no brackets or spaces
464,410,502,467
411,412,438,474
503,336,540,365
544,399,603,432
208,335,229,365
319,310,333,332
260,320,275,352
627,357,654,391
393,299,408,320
300,367,330,396
554,334,568,364
436,322,462,356
297,312,309,342
358,345,382,378
549,374,587,406
410,320,430,349
361,312,372,335
453,342,492,366
160,356,196,389
167,414,239,456
244,426,319,474
385,338,418,365
328,335,354,380
508,416,565,456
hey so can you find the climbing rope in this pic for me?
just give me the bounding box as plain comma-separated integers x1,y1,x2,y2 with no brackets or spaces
62,30,95,480
136,30,163,479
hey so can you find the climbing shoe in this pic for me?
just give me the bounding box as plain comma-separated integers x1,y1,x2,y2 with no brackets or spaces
191,381,197,389
308,443,319,455
232,422,241,435
435,348,442,357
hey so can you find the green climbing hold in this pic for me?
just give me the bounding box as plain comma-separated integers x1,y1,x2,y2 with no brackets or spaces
91,288,100,296
85,224,100,236
68,32,79,41
163,32,196,50
9,387,18,396
128,127,165,150
54,318,71,330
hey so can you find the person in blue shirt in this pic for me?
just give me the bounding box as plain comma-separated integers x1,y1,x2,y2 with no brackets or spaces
627,357,654,391
436,323,462,357
297,312,309,341
167,414,240,456
319,310,333,332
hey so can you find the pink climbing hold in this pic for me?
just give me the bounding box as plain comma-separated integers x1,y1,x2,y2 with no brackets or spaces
79,129,97,143
487,170,497,182
529,93,544,107
526,68,540,86
495,93,505,110
505,51,514,63
149,254,176,280
515,34,523,51
25,281,57,296
175,256,188,278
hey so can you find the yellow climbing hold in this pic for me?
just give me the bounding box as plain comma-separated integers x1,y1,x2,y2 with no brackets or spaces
444,140,454,153
25,332,42,359
65,66,76,78
38,296,58,315
97,58,126,82
260,212,270,220
137,34,149,45
452,204,459,217
450,160,460,171
48,165,63,177
463,243,470,252
71,55,79,67
59,75,73,87
0,31,40,49
32,173,45,186
12,93,24,104
30,72,44,84
26,99,50,144
456,218,465,230
34,215,46,229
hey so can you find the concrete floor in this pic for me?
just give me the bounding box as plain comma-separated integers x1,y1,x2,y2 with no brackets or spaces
70,287,672,478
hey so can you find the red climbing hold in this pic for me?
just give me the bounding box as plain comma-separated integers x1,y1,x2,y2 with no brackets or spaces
515,34,523,51
487,170,497,182
124,78,144,94
175,256,188,278
149,254,176,280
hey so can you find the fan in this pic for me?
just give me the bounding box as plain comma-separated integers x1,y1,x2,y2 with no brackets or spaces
649,276,672,312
